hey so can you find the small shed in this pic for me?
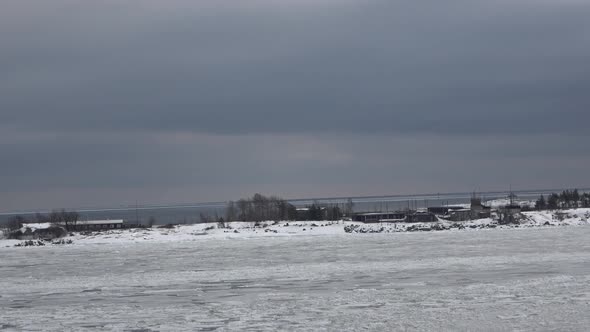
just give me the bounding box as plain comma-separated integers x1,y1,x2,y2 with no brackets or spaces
449,209,472,222
406,212,438,223
427,207,449,215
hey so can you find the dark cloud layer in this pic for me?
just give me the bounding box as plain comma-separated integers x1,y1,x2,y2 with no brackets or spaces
1,1,590,211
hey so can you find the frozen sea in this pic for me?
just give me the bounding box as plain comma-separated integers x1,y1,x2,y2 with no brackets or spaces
1,227,590,331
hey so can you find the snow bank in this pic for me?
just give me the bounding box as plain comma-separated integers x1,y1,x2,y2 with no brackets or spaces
65,221,349,245
2,209,589,247
521,208,590,226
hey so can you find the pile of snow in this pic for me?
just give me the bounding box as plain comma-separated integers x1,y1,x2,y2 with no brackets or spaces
0,223,53,240
19,222,52,233
484,198,536,209
521,208,590,226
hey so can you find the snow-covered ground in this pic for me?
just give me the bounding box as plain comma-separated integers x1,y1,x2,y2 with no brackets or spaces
2,209,590,247
1,226,589,331
1,221,348,247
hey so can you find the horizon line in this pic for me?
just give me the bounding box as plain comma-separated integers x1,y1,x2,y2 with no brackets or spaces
2,186,588,216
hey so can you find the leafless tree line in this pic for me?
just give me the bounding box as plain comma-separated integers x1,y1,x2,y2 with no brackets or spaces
219,194,354,222
225,193,298,222
2,209,79,232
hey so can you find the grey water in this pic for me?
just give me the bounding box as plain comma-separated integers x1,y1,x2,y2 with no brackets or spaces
0,189,576,225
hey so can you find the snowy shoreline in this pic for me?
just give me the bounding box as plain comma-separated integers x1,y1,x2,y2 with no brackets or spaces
2,208,589,248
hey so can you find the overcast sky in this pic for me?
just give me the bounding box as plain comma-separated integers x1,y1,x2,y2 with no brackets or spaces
1,0,590,211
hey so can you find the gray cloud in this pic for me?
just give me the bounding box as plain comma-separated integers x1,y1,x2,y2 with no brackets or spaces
1,0,589,210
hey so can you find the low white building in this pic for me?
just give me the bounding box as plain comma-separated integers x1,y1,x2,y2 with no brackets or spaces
56,219,124,231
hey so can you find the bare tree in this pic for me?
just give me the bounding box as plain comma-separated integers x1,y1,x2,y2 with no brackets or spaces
252,193,266,221
229,194,298,222
199,212,212,223
345,198,355,216
4,215,25,232
226,201,237,222
35,213,48,223
237,199,250,221
62,210,79,231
